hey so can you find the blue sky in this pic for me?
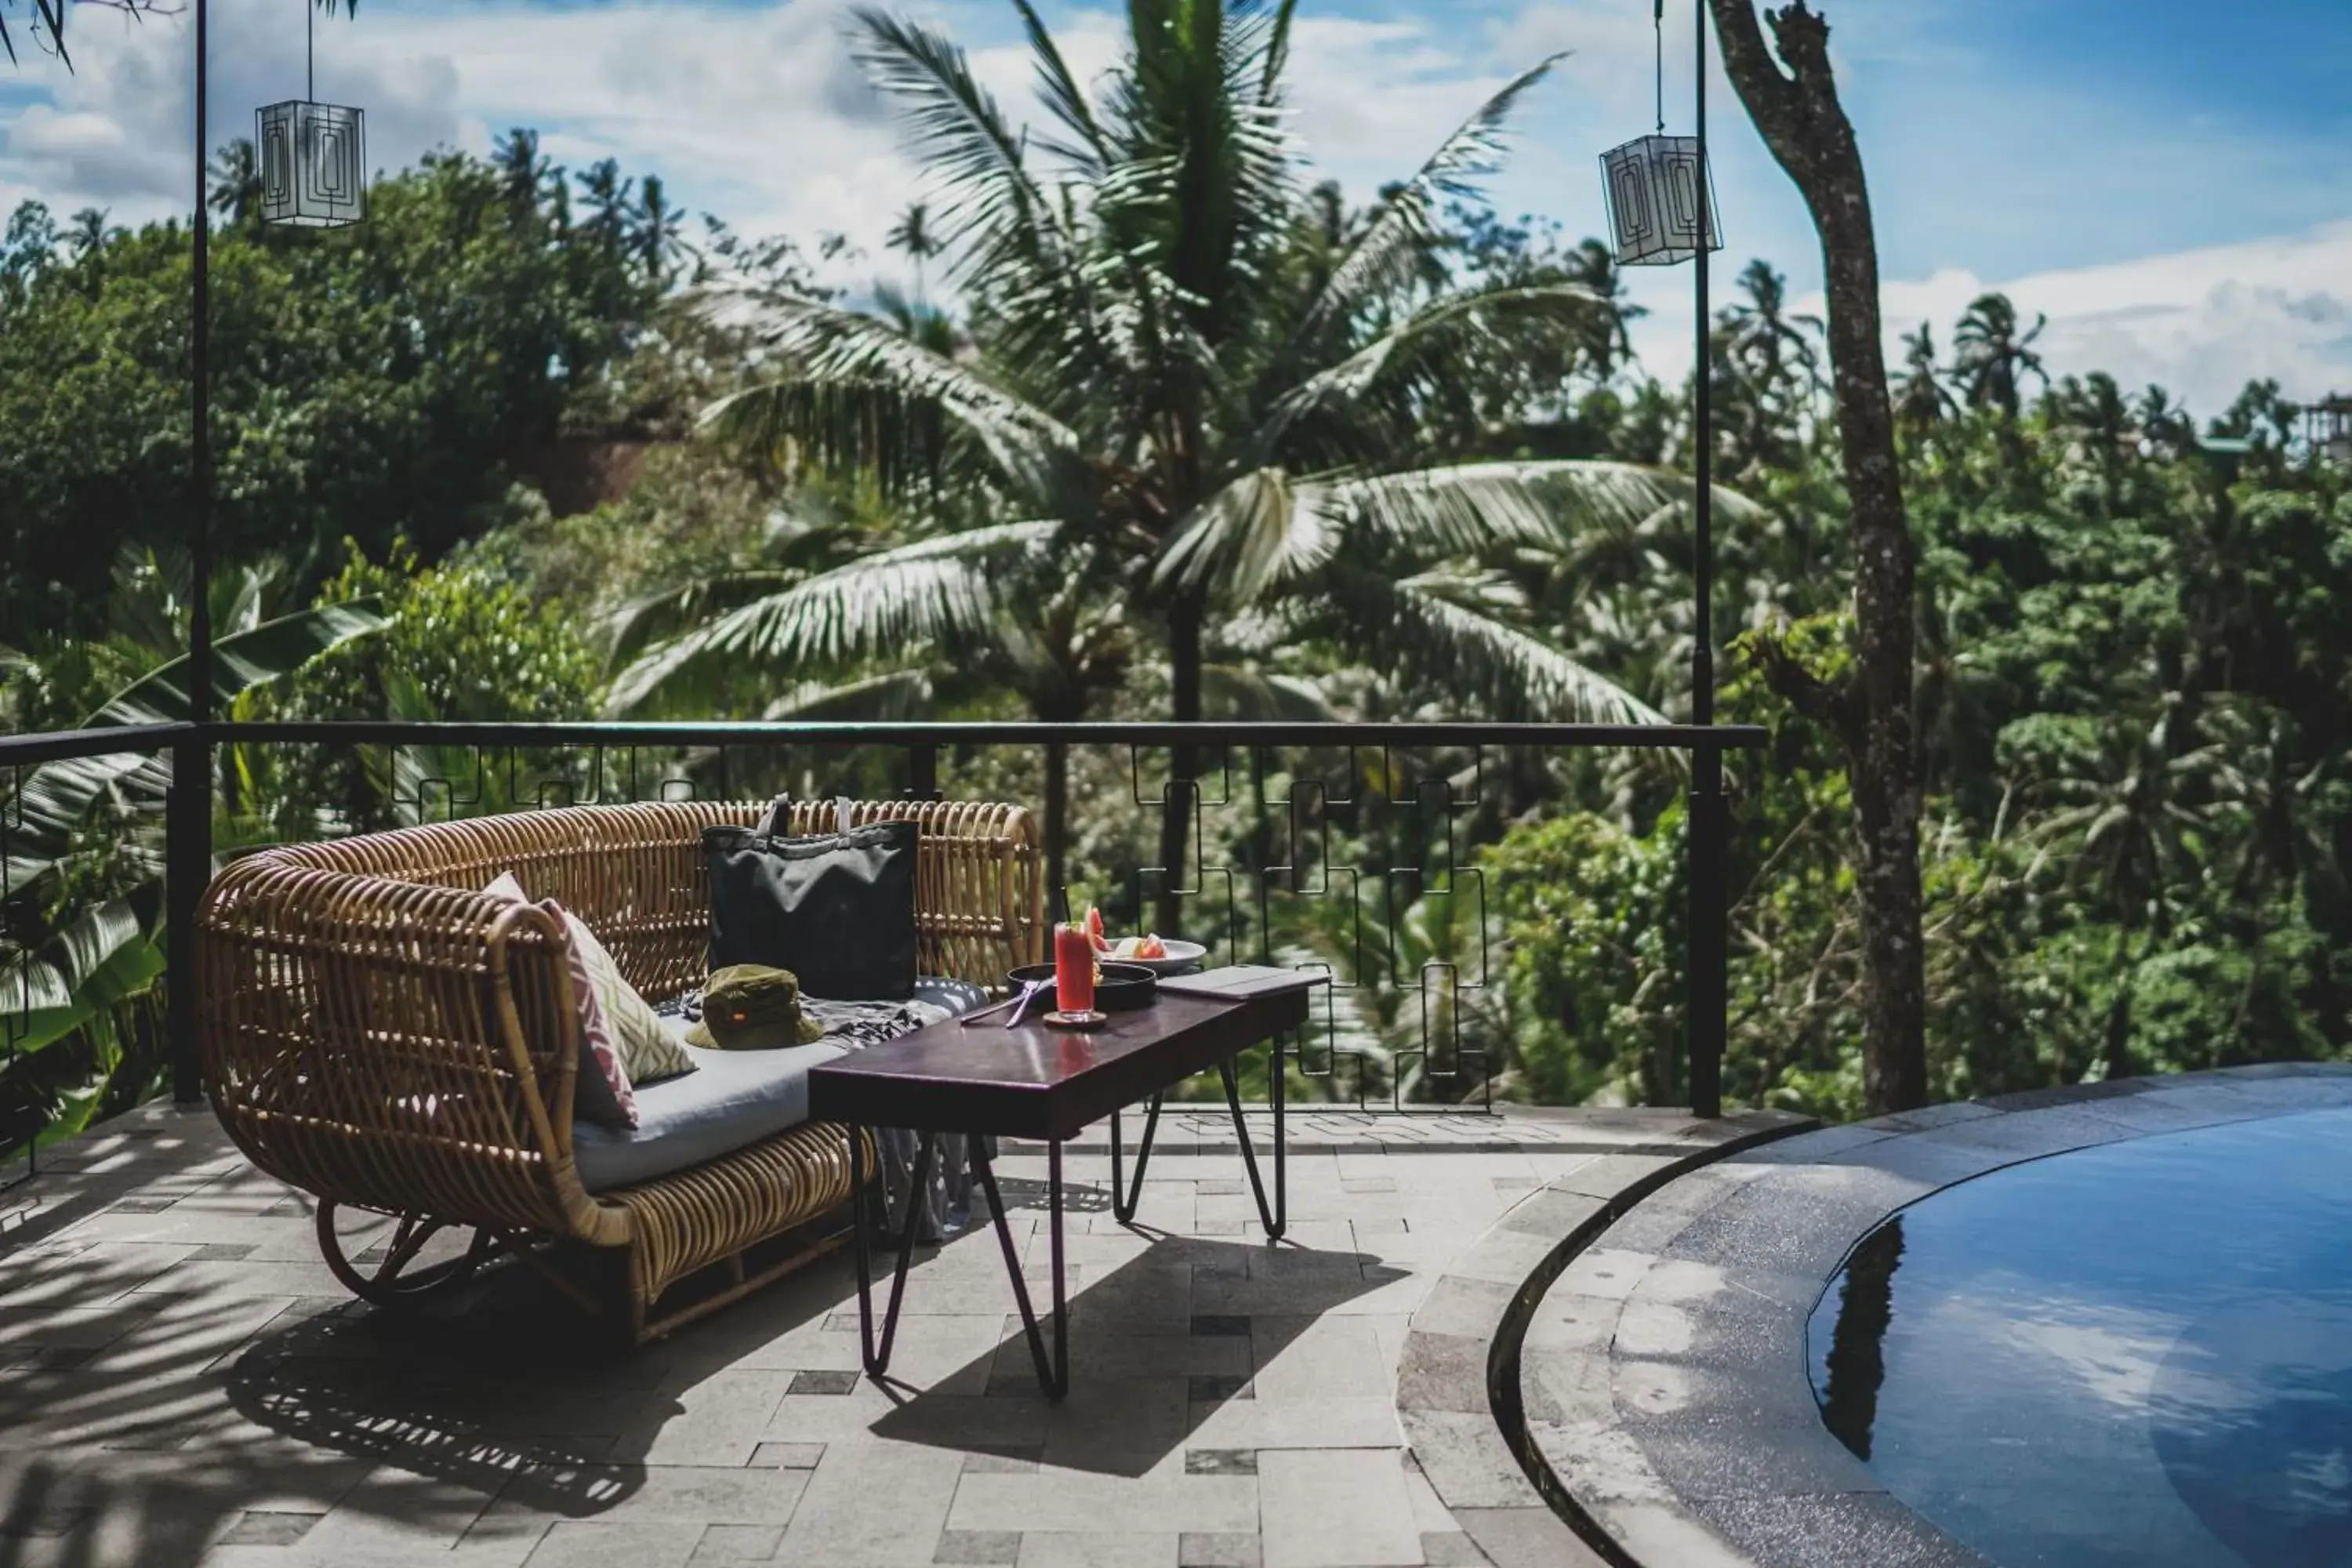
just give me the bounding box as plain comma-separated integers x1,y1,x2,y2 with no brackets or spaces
5,0,2350,414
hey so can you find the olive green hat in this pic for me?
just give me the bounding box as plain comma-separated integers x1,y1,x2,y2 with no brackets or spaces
688,964,826,1050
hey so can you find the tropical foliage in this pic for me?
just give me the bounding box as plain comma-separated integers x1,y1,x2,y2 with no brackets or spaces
5,0,2351,1149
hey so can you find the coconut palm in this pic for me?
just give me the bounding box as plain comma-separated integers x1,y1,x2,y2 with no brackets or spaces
1893,324,1955,440
695,3,1743,717
2018,699,2227,1078
887,201,946,308
64,206,113,260
648,1,1748,927
632,176,693,285
209,140,263,227
606,521,1131,893
1712,260,1822,480
1563,237,1642,379
1953,292,2048,421
576,158,635,257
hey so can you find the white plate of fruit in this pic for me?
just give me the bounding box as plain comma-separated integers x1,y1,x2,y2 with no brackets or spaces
1082,909,1208,975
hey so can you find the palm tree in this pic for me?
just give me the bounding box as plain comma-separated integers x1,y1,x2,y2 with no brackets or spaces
209,140,263,227
604,521,1130,894
1563,237,1642,379
887,201,946,308
680,2,1740,928
576,158,634,256
632,175,692,285
1893,324,1954,440
64,205,111,260
1952,292,2047,421
1713,259,1821,479
2020,699,2224,1079
492,127,557,221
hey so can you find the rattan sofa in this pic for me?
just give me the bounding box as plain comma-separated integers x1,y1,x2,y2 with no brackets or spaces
197,799,1041,1343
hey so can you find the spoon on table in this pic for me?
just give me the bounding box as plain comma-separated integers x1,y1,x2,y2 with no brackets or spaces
960,978,1051,1029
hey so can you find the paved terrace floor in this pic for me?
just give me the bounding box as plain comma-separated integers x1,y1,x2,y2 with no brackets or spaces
0,1103,1793,1568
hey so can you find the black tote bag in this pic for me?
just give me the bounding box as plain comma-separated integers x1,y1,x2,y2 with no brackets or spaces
703,797,919,1001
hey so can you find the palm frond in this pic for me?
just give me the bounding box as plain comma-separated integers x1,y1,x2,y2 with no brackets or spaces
1153,466,1344,604
601,571,801,673
851,8,1062,262
606,522,1058,715
1201,664,1341,723
851,8,1109,373
1261,281,1607,455
1388,568,1667,726
699,293,1082,505
1319,460,1762,559
1296,56,1562,336
759,669,942,723
1013,0,1111,176
1258,0,1300,104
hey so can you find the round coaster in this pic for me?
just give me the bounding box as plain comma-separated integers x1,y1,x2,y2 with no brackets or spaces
1044,1009,1108,1031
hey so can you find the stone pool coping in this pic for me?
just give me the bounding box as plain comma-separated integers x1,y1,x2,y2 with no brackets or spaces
1392,1109,1816,1567
1508,1064,2352,1568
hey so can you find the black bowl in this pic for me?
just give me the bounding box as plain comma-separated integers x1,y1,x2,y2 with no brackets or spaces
1007,961,1159,1011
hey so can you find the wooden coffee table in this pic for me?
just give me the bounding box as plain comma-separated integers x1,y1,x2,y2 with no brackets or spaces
807,985,1313,1399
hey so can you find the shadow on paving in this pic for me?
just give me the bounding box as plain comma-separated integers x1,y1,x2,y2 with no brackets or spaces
867,1227,1403,1478
0,1170,1401,1561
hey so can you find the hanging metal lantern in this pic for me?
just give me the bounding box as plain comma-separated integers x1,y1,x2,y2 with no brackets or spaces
257,100,365,228
256,0,364,230
1599,133,1719,268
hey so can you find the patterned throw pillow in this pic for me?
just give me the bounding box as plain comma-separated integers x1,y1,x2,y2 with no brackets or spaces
557,906,699,1086
484,873,637,1129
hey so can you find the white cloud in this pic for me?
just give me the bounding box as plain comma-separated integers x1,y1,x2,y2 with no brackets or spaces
1869,221,2352,416
4,0,2346,419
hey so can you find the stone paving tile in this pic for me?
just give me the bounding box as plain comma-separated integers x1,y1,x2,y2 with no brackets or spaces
1179,1529,1263,1567
775,1444,956,1564
937,1528,1023,1564
1258,1448,1423,1568
1249,1312,1396,1402
1451,1507,1610,1567
692,1522,785,1561
0,1102,1761,1568
524,1519,705,1566
1017,1530,1180,1566
215,1509,325,1546
948,1472,1258,1536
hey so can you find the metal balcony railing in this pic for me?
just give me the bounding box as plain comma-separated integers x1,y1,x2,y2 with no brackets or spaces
2,715,1762,1177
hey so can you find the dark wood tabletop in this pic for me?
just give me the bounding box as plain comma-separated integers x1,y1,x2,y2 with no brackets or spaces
807,987,1312,1141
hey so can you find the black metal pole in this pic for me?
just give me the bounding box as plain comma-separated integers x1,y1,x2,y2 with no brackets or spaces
168,0,216,1108
1687,0,1727,1119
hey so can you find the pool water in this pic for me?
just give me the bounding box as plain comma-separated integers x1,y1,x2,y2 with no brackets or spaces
1807,1105,2352,1568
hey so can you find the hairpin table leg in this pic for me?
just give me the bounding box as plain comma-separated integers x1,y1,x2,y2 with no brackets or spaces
971,1134,1069,1400
1221,1038,1287,1241
852,1127,934,1380
1109,1094,1164,1225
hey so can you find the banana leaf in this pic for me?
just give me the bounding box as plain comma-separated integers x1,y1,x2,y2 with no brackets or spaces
89,597,387,726
0,899,165,1057
3,598,387,895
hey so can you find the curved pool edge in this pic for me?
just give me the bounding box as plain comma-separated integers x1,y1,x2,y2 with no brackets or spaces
1509,1065,2352,1568
1389,1109,1817,1568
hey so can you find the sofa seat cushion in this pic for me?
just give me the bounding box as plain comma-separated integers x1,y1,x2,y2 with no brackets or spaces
577,987,970,1193
575,1037,850,1193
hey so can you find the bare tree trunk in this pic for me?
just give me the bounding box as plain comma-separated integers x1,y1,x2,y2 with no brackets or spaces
1710,0,1927,1113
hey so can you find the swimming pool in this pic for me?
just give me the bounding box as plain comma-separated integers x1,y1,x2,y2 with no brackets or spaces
1808,1105,2352,1568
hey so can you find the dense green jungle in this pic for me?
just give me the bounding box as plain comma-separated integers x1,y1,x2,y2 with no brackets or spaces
5,2,2347,1152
